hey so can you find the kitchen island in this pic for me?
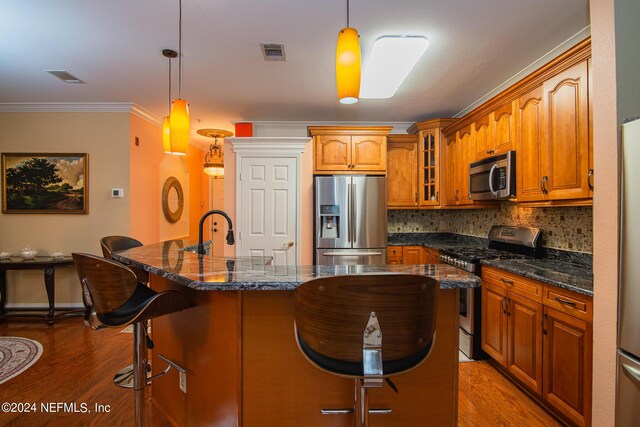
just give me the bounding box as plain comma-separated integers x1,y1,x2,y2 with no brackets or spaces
113,239,480,427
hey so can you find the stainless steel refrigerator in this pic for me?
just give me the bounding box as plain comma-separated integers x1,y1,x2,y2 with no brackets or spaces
617,117,640,425
314,176,387,265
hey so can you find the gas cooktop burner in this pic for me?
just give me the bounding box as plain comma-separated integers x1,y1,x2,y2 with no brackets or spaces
438,247,532,273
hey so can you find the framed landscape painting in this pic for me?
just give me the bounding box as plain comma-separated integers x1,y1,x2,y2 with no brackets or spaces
1,153,88,214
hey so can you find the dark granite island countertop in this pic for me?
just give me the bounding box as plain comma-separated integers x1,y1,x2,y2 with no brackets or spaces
110,238,471,426
112,239,480,291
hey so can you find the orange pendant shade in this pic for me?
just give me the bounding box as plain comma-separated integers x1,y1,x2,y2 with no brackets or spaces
162,116,172,153
336,27,361,104
169,99,190,155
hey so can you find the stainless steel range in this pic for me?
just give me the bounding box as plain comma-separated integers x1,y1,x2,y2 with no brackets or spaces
438,225,542,359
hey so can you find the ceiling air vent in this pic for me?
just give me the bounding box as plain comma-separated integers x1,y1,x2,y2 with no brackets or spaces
260,43,286,61
46,70,85,84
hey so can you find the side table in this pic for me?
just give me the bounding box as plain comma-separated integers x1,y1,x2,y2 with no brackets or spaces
0,256,85,325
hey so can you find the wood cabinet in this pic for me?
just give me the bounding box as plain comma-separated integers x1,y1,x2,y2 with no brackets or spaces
387,246,403,265
440,38,592,206
309,126,391,174
507,292,543,395
543,307,593,427
443,126,473,206
405,118,458,208
402,246,427,264
481,270,543,395
425,248,440,264
481,281,509,366
386,246,440,264
473,103,515,161
481,266,592,426
387,135,418,208
517,60,591,204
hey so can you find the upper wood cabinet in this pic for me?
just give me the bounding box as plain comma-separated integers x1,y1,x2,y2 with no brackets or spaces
473,103,515,161
309,126,391,174
516,60,590,203
443,126,473,206
440,38,592,206
387,134,418,208
406,118,457,208
516,85,546,202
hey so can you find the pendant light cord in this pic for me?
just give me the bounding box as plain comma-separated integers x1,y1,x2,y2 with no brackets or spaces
168,57,172,111
347,0,350,28
178,0,183,100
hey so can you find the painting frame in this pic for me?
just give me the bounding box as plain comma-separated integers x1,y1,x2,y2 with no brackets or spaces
1,153,88,214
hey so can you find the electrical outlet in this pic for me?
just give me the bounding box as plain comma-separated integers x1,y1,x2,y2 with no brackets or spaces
179,371,187,393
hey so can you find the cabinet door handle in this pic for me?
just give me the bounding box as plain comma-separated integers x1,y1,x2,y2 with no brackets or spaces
501,297,506,315
500,278,513,285
415,192,418,203
554,296,577,307
541,176,549,194
588,168,594,190
542,313,548,335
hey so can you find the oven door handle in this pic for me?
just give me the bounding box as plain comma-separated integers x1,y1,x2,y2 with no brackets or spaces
488,164,498,196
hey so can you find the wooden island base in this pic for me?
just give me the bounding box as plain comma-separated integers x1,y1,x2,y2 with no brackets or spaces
149,274,460,426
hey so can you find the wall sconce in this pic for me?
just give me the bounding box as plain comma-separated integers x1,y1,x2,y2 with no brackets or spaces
198,129,233,178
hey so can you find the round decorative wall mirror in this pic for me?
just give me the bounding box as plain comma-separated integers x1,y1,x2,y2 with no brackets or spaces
162,176,184,223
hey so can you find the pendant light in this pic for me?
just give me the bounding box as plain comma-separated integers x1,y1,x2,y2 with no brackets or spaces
162,49,177,154
169,0,190,155
198,129,233,178
336,0,361,104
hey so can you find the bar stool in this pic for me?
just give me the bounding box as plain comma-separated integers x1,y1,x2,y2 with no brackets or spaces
72,253,191,427
100,235,149,284
294,273,439,427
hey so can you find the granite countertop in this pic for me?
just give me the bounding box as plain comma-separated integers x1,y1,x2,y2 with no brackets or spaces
481,258,593,296
112,239,480,291
387,232,593,297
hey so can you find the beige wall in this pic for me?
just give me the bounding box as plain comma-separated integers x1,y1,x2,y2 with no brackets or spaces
130,114,163,244
0,112,130,305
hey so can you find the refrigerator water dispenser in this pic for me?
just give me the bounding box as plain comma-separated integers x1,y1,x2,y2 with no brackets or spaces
319,205,340,239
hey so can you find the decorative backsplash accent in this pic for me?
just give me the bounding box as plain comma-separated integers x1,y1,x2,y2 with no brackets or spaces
388,203,593,253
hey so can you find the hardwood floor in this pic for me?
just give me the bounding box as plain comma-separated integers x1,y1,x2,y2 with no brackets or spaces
458,360,563,427
1,319,561,426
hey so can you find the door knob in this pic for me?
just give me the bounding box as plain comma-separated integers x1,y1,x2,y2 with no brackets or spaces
287,241,294,248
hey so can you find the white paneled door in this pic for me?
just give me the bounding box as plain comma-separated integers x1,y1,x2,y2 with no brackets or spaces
239,157,297,266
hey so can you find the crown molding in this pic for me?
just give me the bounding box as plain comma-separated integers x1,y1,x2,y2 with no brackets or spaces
228,137,311,155
0,102,163,126
0,102,135,113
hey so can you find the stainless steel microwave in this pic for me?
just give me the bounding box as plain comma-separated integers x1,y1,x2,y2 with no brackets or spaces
468,151,516,200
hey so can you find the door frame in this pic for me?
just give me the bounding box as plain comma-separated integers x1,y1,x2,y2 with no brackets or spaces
230,137,310,264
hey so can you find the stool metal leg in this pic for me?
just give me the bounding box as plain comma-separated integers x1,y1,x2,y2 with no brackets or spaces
133,321,147,426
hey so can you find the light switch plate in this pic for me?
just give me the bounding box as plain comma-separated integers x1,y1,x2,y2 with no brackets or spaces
111,188,124,198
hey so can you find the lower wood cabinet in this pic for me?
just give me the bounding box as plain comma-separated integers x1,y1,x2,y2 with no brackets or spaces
543,306,593,427
386,246,440,265
402,246,427,264
481,266,592,426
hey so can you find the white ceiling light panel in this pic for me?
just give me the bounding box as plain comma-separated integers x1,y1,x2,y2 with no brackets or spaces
360,36,429,99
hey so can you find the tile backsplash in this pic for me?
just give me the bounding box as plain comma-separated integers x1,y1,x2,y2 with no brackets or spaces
388,203,593,253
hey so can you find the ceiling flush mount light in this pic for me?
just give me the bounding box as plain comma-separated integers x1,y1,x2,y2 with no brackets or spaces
169,0,190,156
360,36,430,99
199,129,233,178
162,49,177,154
335,0,361,105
